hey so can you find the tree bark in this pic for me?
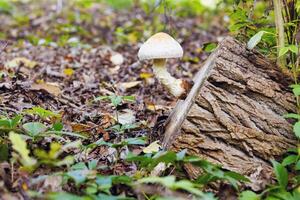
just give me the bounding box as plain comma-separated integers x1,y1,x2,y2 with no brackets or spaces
163,37,297,191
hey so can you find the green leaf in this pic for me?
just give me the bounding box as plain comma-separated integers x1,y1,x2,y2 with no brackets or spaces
289,45,298,54
296,160,300,170
0,119,11,128
247,31,265,50
123,137,146,145
271,160,288,188
204,42,217,52
224,171,250,182
122,96,135,102
0,143,8,161
96,176,113,193
282,155,298,166
24,107,60,119
284,113,300,120
172,180,204,196
88,159,98,170
23,122,47,137
292,85,300,96
11,115,22,128
112,175,132,185
67,170,89,185
279,47,290,57
195,173,217,185
52,122,63,131
176,149,187,160
97,194,134,200
46,131,87,139
138,176,176,188
239,190,260,200
293,121,300,138
9,132,37,167
47,192,91,200
0,115,22,129
71,162,88,170
94,96,109,101
111,95,122,107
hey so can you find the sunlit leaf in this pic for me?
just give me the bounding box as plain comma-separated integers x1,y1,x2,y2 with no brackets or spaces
293,121,300,138
247,31,265,50
279,47,290,57
9,131,37,167
143,141,161,154
5,57,37,69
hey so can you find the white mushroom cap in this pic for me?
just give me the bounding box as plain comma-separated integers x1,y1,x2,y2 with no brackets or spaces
138,32,183,60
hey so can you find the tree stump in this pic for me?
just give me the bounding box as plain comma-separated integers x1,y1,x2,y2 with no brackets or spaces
162,37,297,190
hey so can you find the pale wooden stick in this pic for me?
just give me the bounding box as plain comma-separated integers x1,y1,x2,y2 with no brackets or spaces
162,49,219,149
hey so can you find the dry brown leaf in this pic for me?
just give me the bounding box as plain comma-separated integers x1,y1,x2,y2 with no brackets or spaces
146,103,171,111
101,113,115,128
118,81,141,91
96,127,110,141
71,123,93,132
31,82,61,96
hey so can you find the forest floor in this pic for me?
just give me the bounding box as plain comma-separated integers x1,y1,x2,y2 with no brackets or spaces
0,1,229,199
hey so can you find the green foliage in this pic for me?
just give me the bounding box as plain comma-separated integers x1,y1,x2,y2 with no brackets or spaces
105,0,133,10
0,0,13,14
24,106,61,120
239,190,260,200
271,160,288,189
247,31,274,50
203,42,218,52
9,131,37,170
22,122,47,137
95,95,135,107
138,176,215,199
0,115,22,129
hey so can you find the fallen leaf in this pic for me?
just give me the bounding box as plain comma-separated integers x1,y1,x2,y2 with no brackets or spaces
71,123,93,133
146,103,171,111
117,109,136,125
101,113,115,128
143,141,161,154
96,127,110,141
43,175,62,192
63,68,74,76
110,53,124,65
140,72,153,79
127,32,138,43
31,82,61,96
118,81,141,91
5,57,37,69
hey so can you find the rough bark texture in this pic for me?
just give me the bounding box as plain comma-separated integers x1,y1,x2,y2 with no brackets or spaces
165,37,298,191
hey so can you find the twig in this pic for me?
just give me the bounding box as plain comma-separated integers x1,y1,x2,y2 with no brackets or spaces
162,45,218,149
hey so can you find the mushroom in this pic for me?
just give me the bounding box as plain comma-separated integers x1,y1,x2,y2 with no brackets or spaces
138,32,192,99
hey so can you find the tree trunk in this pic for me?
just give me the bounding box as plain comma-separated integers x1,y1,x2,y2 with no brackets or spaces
162,37,297,191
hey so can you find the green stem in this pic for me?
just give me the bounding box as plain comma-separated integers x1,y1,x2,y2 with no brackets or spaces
273,0,286,70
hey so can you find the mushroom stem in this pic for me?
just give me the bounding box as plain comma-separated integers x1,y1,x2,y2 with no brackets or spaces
152,59,185,98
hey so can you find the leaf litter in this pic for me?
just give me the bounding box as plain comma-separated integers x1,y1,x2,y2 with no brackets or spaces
0,1,227,199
